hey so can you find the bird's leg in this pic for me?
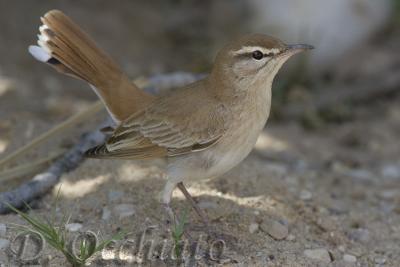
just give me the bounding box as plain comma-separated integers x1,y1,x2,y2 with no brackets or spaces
177,182,210,227
162,180,179,226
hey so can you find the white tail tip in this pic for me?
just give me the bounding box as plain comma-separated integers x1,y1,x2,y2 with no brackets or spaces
28,45,51,62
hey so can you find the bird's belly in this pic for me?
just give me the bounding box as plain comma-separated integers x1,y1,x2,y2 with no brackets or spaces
167,117,266,182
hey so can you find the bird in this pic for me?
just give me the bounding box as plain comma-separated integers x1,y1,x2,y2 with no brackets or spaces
29,10,313,227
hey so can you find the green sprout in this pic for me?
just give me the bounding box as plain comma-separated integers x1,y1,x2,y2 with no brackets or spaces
171,207,189,259
5,187,124,266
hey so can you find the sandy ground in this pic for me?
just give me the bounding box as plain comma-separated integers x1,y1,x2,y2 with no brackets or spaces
1,2,400,266
1,94,399,266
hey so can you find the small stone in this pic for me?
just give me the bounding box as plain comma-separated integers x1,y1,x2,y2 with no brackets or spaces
381,164,400,180
0,239,10,250
315,217,336,232
66,223,83,232
102,207,111,221
347,169,374,182
379,190,398,200
287,234,296,241
374,257,386,264
343,254,357,263
260,219,289,240
304,248,332,263
198,201,218,209
108,190,124,202
348,228,370,243
0,224,6,236
249,223,259,234
114,204,136,219
300,190,312,200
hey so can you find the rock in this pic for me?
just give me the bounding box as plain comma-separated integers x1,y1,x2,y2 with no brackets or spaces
315,217,336,232
348,228,370,243
0,239,10,250
114,204,136,219
102,207,111,221
381,164,400,181
198,201,218,209
379,189,398,200
66,223,83,232
374,257,386,264
249,223,259,234
260,219,289,240
299,190,312,200
286,234,296,241
0,224,6,236
304,248,332,263
108,190,124,202
343,254,357,263
347,169,375,182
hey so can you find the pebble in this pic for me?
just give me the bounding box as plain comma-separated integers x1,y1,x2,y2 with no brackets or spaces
299,190,313,200
0,224,6,236
303,248,332,263
374,257,386,265
315,217,336,232
102,207,111,221
286,234,296,241
114,204,136,219
381,164,400,180
379,190,398,200
198,201,218,209
348,228,370,243
347,169,374,182
0,239,10,250
260,219,289,240
66,223,83,232
249,223,259,234
108,190,124,202
343,254,357,263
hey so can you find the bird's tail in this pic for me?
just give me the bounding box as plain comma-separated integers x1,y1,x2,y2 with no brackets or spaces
29,10,153,121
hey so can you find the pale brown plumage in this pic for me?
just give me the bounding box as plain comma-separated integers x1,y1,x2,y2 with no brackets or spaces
86,80,233,159
30,10,312,226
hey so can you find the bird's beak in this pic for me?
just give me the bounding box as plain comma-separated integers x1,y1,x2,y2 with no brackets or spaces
283,44,314,57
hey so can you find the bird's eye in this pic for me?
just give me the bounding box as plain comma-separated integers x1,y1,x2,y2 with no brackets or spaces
252,50,263,60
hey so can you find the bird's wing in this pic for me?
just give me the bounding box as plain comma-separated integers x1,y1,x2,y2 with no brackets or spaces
85,88,232,159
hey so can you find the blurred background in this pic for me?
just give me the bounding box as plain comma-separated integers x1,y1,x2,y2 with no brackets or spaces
0,1,400,265
0,0,398,123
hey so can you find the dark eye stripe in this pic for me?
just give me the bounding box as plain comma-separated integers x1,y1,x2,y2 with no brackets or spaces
234,51,278,59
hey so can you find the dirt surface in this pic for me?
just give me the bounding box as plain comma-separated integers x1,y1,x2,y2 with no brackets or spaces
1,2,400,267
1,95,399,266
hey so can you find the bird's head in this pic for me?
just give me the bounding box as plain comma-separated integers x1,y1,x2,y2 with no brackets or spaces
211,34,313,92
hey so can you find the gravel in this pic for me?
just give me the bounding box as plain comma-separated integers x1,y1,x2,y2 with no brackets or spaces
303,248,332,263
65,223,83,232
249,223,259,234
113,204,136,219
0,224,6,236
260,219,289,240
0,239,10,250
101,206,111,221
343,254,357,263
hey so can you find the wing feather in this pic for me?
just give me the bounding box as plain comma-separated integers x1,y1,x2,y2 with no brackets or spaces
85,85,233,159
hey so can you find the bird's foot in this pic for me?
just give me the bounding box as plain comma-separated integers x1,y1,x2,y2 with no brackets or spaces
163,203,177,226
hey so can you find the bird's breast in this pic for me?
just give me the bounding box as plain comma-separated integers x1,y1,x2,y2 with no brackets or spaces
168,89,271,182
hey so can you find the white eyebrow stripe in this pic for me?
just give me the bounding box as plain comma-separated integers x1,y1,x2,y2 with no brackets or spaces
232,46,281,56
